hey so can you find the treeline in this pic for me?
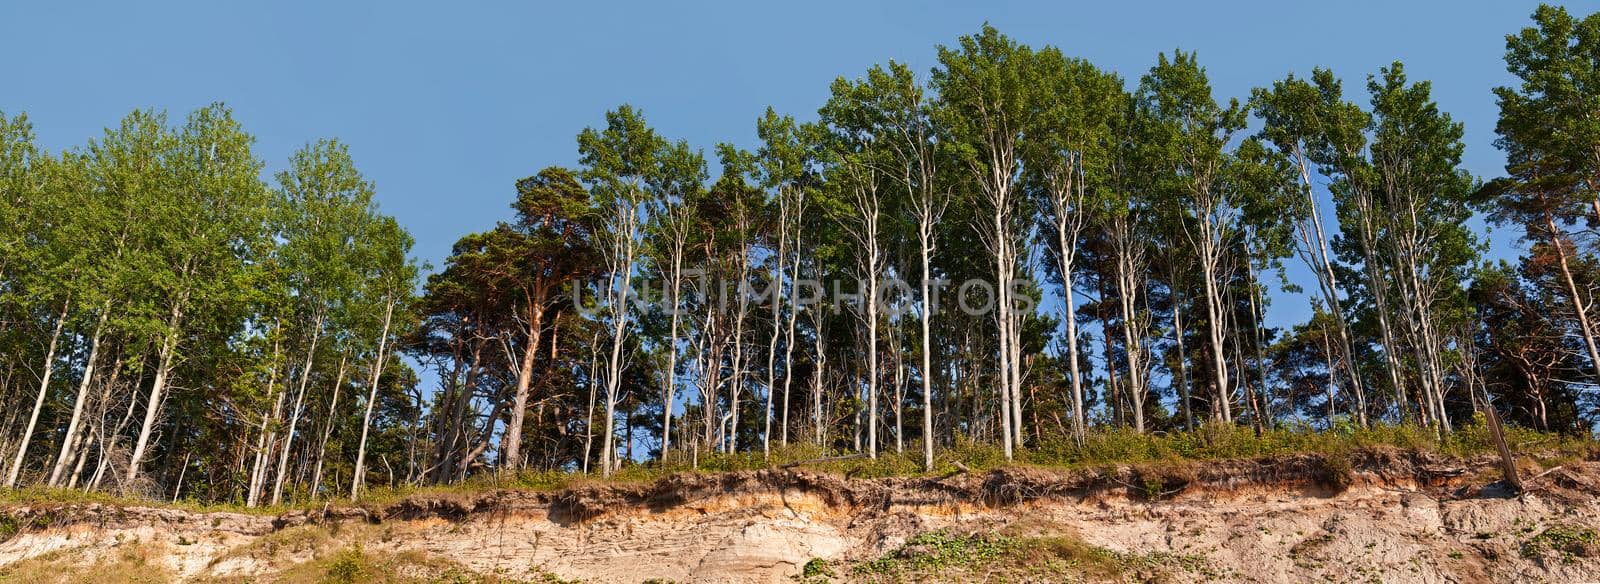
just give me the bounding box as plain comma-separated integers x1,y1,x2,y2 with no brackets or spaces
0,107,418,504
2,5,1599,503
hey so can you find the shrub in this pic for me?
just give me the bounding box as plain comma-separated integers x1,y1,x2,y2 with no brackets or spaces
324,545,368,584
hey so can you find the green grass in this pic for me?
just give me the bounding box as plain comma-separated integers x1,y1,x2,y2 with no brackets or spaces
2,421,1592,513
584,420,1594,486
1522,524,1600,563
842,528,1214,582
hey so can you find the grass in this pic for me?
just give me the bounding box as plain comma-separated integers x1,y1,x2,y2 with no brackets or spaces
0,538,172,584
592,420,1595,486
2,421,1593,514
1522,524,1600,563
841,528,1212,583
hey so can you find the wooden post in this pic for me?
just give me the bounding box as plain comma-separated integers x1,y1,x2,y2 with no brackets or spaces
1481,386,1522,494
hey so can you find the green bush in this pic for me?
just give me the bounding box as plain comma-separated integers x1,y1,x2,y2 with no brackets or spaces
324,544,368,584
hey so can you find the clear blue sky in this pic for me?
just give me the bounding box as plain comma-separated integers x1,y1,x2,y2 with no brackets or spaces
2,0,1585,330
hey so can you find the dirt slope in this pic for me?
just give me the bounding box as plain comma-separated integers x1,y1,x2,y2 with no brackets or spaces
3,448,1600,583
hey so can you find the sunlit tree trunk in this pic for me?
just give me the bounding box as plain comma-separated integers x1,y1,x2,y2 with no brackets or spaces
309,353,347,499
1544,211,1600,387
129,283,189,484
350,295,395,500
763,186,790,458
502,295,546,472
272,311,323,505
48,303,109,487
5,299,69,488
658,215,688,458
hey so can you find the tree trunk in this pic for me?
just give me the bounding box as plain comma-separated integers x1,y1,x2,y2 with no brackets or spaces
1293,150,1366,427
601,239,637,475
1545,213,1600,391
994,203,1014,460
764,190,790,458
128,294,185,484
272,314,323,505
350,296,395,500
660,240,684,458
5,299,69,488
781,233,802,449
918,231,937,470
309,353,347,499
502,299,545,471
1198,238,1232,424
1172,290,1194,431
247,332,283,508
48,303,109,487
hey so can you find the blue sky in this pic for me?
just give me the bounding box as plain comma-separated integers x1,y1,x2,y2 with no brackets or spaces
2,0,1586,331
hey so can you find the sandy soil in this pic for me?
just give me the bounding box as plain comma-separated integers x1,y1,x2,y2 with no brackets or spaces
3,448,1599,583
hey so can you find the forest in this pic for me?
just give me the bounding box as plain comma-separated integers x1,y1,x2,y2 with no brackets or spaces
1,5,1599,506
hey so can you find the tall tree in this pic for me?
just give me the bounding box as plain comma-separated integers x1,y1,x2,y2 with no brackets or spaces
490,167,597,471
1024,54,1125,436
579,105,662,476
1491,4,1600,388
933,26,1046,457
128,105,273,484
1139,50,1249,423
1253,70,1371,426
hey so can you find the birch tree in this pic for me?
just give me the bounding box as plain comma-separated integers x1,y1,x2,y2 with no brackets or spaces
578,106,662,476
932,26,1046,457
1253,71,1371,425
1024,55,1124,437
1139,51,1249,423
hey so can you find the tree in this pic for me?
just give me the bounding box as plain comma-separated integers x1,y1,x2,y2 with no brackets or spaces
578,105,663,476
1253,70,1371,426
1490,4,1600,389
264,139,372,505
0,110,65,489
933,26,1046,457
128,104,273,484
1317,76,1413,423
1139,50,1249,423
753,108,809,457
1024,54,1125,436
1344,63,1479,431
350,215,418,499
496,167,597,471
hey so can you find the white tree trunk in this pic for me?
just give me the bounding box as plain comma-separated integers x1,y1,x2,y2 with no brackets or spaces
350,297,395,500
309,353,347,499
48,304,108,486
5,300,69,488
128,294,185,484
271,314,322,505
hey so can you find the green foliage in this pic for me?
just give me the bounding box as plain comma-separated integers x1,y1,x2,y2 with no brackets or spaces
801,557,834,579
325,544,368,584
7,12,1600,515
1522,525,1600,562
0,511,17,543
855,530,1017,576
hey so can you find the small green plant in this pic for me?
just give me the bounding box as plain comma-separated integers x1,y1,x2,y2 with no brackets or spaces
852,530,1018,576
1143,477,1164,501
1523,525,1599,562
800,557,833,580
1319,452,1354,491
324,544,368,583
0,512,17,543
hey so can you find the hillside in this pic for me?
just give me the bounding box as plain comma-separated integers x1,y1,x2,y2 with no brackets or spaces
3,447,1600,583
